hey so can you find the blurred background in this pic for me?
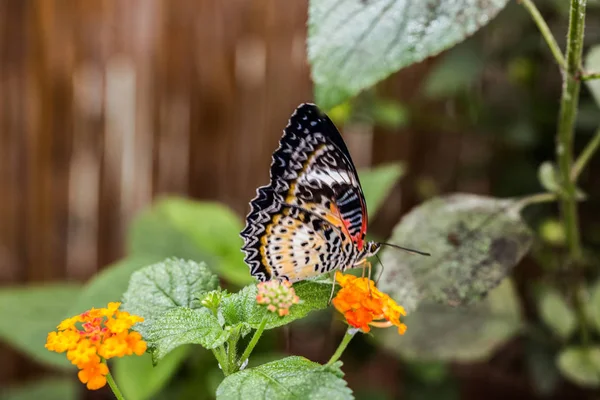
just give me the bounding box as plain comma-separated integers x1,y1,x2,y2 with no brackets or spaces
1,0,600,399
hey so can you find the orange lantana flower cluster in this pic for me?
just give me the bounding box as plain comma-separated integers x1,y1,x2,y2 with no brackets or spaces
45,302,147,390
256,280,300,316
332,271,407,334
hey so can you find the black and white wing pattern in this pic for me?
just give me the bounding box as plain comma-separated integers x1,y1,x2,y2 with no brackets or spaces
240,103,369,282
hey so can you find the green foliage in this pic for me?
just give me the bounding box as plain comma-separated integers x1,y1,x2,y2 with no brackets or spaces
369,98,408,129
216,357,353,400
220,280,332,330
147,307,227,362
0,284,81,369
588,281,600,334
308,0,510,109
128,197,253,286
68,256,161,315
584,45,600,107
376,279,521,362
0,378,78,400
526,340,560,396
358,163,404,217
557,347,600,388
378,194,532,312
423,42,485,99
113,346,190,400
122,258,219,340
537,286,577,340
538,161,561,193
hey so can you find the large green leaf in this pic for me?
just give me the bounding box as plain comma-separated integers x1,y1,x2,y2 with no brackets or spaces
378,194,532,312
0,378,78,400
376,279,521,362
129,197,253,286
121,259,220,340
308,0,510,109
557,347,600,388
68,256,160,316
358,163,404,217
146,307,227,362
216,356,353,400
220,280,332,331
113,346,190,400
0,284,82,369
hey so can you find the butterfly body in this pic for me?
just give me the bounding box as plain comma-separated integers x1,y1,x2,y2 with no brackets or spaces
241,103,381,283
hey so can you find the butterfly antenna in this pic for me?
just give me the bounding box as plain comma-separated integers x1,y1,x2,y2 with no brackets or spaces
380,242,431,256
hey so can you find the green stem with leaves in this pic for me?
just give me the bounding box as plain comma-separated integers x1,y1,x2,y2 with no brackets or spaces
106,368,125,400
557,0,586,261
326,328,356,366
556,0,589,345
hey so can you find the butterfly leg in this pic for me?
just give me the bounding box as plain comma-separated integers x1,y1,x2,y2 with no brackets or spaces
366,261,373,297
328,274,337,305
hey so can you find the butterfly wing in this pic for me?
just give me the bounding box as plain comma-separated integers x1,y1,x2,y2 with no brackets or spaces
241,103,368,282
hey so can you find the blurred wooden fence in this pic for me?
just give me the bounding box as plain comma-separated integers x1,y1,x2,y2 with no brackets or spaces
0,0,481,387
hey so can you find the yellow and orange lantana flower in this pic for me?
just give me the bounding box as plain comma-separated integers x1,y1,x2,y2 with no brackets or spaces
45,302,146,390
332,271,407,335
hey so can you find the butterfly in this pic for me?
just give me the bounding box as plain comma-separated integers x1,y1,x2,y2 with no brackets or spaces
240,103,428,283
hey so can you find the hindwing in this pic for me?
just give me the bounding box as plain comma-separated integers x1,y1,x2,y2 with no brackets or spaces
241,103,368,282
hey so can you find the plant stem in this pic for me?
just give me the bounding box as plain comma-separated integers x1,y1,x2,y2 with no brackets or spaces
516,192,558,209
227,328,240,373
106,368,125,400
556,0,589,345
211,346,229,375
326,328,356,366
571,128,600,181
520,0,567,71
238,312,268,369
557,0,586,261
581,71,600,80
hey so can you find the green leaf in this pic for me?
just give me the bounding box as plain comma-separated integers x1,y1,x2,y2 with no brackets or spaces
557,347,600,388
370,98,408,129
378,194,533,311
537,287,577,340
308,0,510,109
122,259,220,340
358,163,404,217
220,280,332,330
0,284,82,369
113,345,190,400
584,45,600,107
0,378,78,400
147,307,227,362
526,339,560,396
589,281,600,335
68,256,161,316
423,42,484,99
376,279,521,362
216,356,353,400
129,197,253,286
538,161,561,193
